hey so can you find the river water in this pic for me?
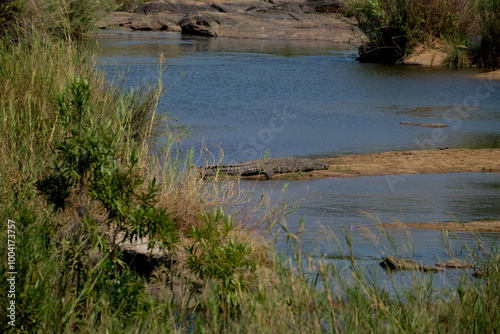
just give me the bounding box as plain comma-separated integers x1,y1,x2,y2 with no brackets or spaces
91,31,500,286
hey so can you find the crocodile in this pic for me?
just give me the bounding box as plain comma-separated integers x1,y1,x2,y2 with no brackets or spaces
200,157,329,179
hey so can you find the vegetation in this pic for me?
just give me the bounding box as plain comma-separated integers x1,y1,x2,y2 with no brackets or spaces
345,0,500,67
0,1,499,333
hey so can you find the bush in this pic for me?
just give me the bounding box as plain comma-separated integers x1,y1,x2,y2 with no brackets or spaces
473,0,500,68
345,0,490,66
185,207,257,311
2,0,116,40
36,77,178,254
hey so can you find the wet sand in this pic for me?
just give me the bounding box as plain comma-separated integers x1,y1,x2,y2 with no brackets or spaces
244,148,500,232
250,148,500,180
381,220,500,233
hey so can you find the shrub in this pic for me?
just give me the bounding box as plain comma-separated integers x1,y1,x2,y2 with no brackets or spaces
185,207,257,311
35,77,179,254
346,0,474,65
473,0,500,68
2,0,117,40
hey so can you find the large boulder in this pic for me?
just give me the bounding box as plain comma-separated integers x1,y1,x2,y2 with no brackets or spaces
179,13,221,37
95,11,181,32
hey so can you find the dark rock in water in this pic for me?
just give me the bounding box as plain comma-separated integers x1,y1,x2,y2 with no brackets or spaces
436,259,475,269
380,256,443,272
179,13,220,37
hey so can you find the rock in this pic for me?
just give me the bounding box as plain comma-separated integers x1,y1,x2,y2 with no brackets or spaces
210,2,232,13
179,13,220,37
399,122,448,128
95,11,181,31
403,41,448,66
134,1,205,15
156,18,182,32
98,1,361,42
134,1,175,15
177,10,359,42
380,256,443,272
436,258,475,269
131,18,180,32
305,0,345,13
95,11,142,29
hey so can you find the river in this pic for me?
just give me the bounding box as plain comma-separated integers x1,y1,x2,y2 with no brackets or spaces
91,30,500,286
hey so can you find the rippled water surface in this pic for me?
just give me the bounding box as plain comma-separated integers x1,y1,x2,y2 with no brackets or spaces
91,31,500,284
92,31,500,161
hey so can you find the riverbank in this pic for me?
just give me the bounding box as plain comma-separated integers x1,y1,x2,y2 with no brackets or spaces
96,0,361,42
241,148,500,180
382,220,500,233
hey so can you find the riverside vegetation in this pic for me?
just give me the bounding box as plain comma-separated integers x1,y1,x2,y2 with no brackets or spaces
345,0,500,67
1,1,499,332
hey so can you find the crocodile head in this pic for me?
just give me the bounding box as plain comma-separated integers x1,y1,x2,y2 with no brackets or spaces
314,160,329,170
303,158,329,171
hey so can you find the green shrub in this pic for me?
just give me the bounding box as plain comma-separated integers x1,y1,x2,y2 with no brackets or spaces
345,0,475,65
36,77,178,254
185,207,257,311
2,0,117,40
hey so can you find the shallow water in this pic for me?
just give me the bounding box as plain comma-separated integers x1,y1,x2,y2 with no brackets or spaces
92,31,500,163
91,31,500,286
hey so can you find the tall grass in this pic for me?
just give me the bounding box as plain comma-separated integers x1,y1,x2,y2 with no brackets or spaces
473,0,500,68
0,0,117,39
1,2,499,332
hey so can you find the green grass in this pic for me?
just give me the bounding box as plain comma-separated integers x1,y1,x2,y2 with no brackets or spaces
1,2,500,332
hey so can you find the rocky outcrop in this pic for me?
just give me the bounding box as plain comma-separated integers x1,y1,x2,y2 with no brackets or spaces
134,1,203,15
304,0,346,13
96,0,361,43
95,11,181,32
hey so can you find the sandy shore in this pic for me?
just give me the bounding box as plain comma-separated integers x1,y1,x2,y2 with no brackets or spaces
380,220,500,233
243,148,500,232
241,148,500,180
